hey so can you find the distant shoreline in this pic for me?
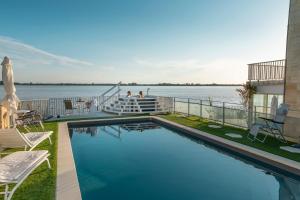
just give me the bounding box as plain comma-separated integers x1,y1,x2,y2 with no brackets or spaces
0,82,242,87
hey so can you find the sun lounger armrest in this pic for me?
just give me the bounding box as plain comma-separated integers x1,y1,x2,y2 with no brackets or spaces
0,152,15,158
258,117,273,122
16,115,31,120
271,120,284,125
0,152,11,155
258,117,284,125
0,152,10,158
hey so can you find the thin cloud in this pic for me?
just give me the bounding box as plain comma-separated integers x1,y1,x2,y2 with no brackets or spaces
0,36,247,83
0,36,94,68
0,36,119,83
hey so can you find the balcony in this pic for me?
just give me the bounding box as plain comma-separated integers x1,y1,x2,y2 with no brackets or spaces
248,59,285,82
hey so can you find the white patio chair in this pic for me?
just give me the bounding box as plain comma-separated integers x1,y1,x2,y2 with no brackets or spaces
0,128,52,151
0,150,51,200
64,100,78,115
248,103,288,143
15,110,45,131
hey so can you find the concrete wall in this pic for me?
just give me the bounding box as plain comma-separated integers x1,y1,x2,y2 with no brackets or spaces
284,0,300,140
256,84,284,95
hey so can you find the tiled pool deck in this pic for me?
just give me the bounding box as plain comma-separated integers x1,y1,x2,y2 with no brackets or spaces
57,116,300,200
57,122,82,200
47,111,116,122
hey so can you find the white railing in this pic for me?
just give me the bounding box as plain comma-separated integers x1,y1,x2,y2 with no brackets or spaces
18,95,273,128
173,97,271,128
47,96,104,117
19,99,49,118
19,95,174,119
248,59,285,81
19,96,104,118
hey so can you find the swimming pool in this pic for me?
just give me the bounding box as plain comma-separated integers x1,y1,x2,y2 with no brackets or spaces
69,121,300,200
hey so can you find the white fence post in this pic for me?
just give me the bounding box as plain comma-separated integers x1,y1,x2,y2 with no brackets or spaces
173,98,176,114
200,100,202,118
187,98,190,116
222,102,225,125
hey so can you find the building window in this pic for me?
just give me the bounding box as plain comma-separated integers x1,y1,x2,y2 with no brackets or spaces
253,94,283,114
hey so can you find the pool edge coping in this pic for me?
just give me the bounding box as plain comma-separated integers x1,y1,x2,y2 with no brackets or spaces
152,116,300,177
58,115,300,199
56,122,82,200
56,116,149,200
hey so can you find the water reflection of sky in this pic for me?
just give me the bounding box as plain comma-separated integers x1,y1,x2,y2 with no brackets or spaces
70,122,300,200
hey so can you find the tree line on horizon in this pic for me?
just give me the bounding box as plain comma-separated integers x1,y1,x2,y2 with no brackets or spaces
0,81,242,86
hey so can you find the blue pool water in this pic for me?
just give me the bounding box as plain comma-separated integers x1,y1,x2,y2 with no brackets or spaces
69,122,300,200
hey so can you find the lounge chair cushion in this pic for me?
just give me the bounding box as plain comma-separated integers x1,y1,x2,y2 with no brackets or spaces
250,124,260,137
0,150,48,182
25,131,52,146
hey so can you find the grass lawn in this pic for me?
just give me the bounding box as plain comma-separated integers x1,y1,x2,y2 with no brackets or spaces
0,122,58,200
160,114,300,162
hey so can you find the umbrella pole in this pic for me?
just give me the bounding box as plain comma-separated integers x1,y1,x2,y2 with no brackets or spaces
10,113,16,128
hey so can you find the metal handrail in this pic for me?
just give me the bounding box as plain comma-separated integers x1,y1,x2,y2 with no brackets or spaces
97,81,122,110
99,89,121,107
100,81,121,97
174,97,243,106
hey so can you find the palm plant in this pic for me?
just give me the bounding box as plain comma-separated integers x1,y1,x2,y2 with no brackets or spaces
236,82,256,108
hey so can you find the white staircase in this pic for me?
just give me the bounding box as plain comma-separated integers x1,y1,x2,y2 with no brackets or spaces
99,82,173,115
98,82,121,111
103,96,165,115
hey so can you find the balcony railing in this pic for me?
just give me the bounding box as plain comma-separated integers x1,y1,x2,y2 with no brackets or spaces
248,59,285,81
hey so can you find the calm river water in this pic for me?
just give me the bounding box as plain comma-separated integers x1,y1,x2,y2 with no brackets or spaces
0,85,241,103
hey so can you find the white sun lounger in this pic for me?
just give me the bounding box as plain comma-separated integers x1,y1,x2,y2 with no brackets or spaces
0,150,51,200
0,128,52,151
248,103,288,143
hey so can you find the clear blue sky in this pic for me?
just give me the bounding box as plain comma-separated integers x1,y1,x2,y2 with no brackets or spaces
0,0,289,84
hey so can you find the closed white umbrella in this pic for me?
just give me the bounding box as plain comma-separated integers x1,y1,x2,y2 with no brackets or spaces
1,56,20,119
270,95,278,117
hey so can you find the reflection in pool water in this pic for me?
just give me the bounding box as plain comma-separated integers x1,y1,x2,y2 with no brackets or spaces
70,122,161,139
69,122,300,200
